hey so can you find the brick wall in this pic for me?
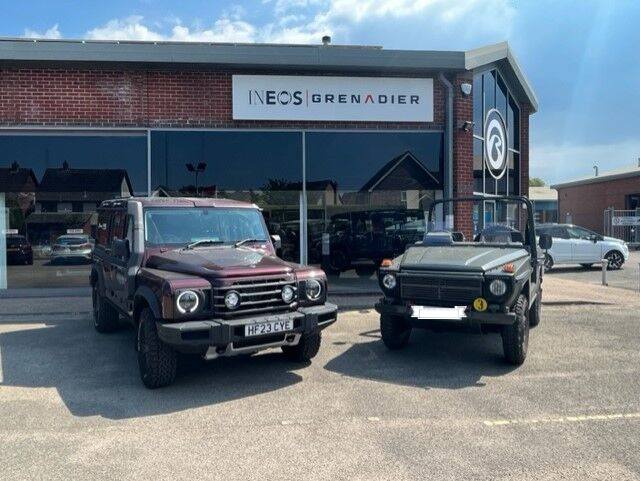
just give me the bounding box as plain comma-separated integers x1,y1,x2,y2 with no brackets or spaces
0,67,445,130
557,176,640,233
451,73,474,238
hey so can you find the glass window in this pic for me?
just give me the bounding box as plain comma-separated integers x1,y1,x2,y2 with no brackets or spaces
496,75,508,120
96,210,111,247
110,211,126,245
483,71,496,117
305,131,442,280
150,131,302,262
0,134,147,289
473,74,483,137
144,207,268,246
508,95,520,151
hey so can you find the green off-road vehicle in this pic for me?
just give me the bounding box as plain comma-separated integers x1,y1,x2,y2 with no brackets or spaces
375,196,552,365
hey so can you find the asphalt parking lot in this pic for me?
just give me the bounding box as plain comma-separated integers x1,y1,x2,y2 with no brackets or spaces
544,249,640,292
1,276,639,481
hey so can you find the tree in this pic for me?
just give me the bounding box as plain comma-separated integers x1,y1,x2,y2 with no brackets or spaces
529,177,545,187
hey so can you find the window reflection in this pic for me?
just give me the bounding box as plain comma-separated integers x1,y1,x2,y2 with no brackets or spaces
150,131,303,263
0,134,147,289
306,132,443,278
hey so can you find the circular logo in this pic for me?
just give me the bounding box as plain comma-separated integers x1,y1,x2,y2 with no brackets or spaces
484,108,508,179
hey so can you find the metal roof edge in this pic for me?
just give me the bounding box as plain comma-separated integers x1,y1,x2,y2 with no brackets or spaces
465,41,538,113
0,37,466,73
551,169,640,189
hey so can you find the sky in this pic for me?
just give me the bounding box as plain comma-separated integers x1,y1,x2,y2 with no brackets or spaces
1,0,639,184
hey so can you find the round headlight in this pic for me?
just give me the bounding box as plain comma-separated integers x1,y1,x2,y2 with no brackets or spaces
224,291,240,310
176,290,199,314
305,279,322,300
382,273,397,290
281,285,295,303
489,279,507,296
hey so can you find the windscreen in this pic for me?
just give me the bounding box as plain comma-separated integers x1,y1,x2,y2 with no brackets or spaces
427,198,531,246
144,208,269,246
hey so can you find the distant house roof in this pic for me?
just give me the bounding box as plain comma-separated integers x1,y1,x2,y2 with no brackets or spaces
39,164,132,193
0,38,538,112
551,164,640,189
0,164,38,192
359,151,440,192
529,186,558,202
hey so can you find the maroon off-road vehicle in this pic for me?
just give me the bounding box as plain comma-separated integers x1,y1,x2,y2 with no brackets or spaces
90,197,337,388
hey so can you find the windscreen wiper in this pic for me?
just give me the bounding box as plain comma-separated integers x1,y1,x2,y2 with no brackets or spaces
234,238,267,248
184,239,225,250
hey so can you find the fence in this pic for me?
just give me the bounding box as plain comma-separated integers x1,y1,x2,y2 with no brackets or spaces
604,208,640,246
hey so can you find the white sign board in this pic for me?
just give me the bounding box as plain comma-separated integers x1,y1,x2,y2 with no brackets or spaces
612,216,640,226
67,228,84,234
232,75,434,122
4,228,18,235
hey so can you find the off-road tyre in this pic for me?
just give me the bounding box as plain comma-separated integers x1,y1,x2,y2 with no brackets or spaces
92,283,120,333
543,254,554,272
137,308,177,389
528,291,542,328
380,314,411,350
501,294,529,365
282,332,322,362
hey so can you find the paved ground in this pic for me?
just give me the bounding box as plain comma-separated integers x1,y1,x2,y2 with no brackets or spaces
1,277,640,480
545,250,640,292
6,258,92,289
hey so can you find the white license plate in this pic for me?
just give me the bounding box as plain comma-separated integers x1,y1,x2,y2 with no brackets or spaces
244,319,294,337
411,305,467,320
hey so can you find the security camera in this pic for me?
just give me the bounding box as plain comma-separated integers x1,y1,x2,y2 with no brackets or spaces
460,83,472,96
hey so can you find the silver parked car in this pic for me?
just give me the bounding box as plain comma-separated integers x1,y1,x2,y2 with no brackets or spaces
536,223,629,270
50,235,94,264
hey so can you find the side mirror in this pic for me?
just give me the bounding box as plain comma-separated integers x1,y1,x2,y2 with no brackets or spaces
538,233,553,250
270,234,282,250
114,238,130,259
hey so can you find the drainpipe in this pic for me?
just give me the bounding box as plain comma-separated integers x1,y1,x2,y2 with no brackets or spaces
438,72,454,227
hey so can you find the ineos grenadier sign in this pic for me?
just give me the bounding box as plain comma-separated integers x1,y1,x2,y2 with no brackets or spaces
484,108,508,179
232,75,434,122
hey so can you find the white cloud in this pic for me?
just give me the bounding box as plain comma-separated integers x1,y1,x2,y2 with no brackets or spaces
531,140,640,184
23,24,62,39
85,15,256,43
86,16,164,41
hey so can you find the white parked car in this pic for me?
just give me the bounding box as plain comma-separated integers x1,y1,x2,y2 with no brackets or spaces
536,223,629,270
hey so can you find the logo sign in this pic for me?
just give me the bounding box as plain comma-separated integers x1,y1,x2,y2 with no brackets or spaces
612,216,640,226
484,108,508,179
232,75,434,122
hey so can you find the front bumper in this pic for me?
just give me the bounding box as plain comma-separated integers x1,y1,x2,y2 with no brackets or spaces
375,299,516,326
157,303,338,355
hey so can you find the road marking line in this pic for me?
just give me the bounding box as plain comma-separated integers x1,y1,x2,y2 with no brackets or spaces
484,412,640,427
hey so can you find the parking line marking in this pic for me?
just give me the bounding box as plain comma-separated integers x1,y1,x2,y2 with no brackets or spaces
484,412,640,427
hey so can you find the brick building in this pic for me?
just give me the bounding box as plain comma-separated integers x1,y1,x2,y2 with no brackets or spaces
0,38,537,289
553,164,640,234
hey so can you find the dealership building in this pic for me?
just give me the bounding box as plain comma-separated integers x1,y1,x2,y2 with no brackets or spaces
0,38,537,290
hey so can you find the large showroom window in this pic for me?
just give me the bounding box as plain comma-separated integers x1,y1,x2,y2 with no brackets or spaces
0,133,148,289
150,131,303,262
305,131,443,279
472,68,521,233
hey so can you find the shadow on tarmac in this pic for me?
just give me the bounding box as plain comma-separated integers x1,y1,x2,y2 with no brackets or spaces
0,315,303,420
324,327,518,390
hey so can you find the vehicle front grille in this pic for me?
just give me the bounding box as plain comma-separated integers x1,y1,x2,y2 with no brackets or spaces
399,272,483,306
213,274,297,317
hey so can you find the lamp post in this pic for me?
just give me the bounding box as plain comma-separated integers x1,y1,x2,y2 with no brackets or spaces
185,162,207,196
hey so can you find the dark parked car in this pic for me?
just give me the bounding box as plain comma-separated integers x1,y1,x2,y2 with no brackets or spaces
376,196,552,365
91,197,337,388
6,235,33,265
322,209,425,276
